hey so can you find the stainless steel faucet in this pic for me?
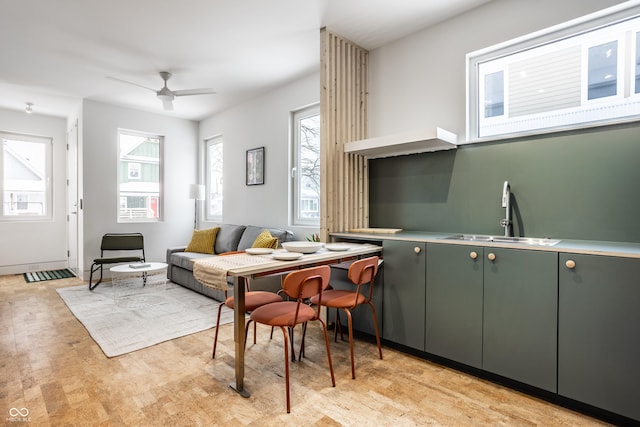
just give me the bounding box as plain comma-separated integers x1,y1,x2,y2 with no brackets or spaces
500,181,513,237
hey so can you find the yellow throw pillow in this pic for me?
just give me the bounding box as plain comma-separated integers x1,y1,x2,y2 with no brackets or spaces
252,229,279,249
185,227,220,254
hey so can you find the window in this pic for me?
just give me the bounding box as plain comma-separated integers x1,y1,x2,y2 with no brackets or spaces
484,71,504,118
205,136,223,220
118,130,162,222
587,41,618,100
291,104,320,226
128,163,141,180
1,132,52,220
468,3,640,140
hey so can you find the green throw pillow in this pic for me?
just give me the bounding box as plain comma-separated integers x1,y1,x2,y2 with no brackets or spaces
185,227,220,254
252,229,279,249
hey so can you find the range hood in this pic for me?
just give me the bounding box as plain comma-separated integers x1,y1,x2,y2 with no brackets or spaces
343,127,457,159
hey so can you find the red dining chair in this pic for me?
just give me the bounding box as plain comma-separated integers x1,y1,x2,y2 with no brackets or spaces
211,253,282,359
247,265,335,413
309,256,383,379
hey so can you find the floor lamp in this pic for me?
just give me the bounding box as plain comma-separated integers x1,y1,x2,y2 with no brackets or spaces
189,184,205,229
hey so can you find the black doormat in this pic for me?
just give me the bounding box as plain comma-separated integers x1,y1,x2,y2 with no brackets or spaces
24,269,75,283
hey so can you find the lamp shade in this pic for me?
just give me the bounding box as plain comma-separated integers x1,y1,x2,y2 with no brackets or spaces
189,184,205,200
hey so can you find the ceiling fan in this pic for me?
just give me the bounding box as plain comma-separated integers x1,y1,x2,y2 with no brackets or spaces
107,71,215,111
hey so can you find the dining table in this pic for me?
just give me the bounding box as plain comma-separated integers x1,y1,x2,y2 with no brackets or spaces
192,242,383,397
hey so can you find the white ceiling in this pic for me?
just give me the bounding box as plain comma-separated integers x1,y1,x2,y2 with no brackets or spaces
0,0,491,121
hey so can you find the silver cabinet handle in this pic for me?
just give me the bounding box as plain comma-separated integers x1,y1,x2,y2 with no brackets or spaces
414,246,421,254
487,252,496,261
565,259,576,269
470,251,478,259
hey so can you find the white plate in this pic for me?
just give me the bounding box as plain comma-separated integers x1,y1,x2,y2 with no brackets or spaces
281,241,324,254
325,243,352,251
245,248,274,255
272,252,303,261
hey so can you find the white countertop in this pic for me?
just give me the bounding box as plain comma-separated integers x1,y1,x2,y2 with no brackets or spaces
331,231,640,259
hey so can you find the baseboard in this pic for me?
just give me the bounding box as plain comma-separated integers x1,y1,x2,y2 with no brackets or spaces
0,261,69,276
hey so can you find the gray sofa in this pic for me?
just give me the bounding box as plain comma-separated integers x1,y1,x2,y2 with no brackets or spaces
166,224,293,301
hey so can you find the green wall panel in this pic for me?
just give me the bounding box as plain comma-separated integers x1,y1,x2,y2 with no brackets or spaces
369,123,640,243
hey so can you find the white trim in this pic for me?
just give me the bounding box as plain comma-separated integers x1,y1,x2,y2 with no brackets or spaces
204,135,223,222
0,132,53,221
291,103,320,227
117,129,163,223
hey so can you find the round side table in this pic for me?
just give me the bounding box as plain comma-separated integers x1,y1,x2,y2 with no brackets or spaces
110,262,168,308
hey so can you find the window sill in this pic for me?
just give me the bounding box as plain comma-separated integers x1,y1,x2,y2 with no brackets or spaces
464,116,640,146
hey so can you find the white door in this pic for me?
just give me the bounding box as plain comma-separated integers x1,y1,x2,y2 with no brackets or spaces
67,121,79,274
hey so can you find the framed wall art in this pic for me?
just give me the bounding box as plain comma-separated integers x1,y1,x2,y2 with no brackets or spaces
246,147,264,186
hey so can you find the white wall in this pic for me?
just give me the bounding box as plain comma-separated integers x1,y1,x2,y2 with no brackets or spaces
0,108,68,275
199,71,320,240
368,0,625,140
82,100,198,277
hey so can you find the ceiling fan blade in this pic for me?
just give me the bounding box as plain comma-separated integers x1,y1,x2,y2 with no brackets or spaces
162,99,174,111
172,88,216,97
106,76,156,92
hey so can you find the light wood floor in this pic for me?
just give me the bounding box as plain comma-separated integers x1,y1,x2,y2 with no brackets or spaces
1,274,610,426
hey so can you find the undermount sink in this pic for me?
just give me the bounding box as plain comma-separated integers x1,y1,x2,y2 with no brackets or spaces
442,234,561,246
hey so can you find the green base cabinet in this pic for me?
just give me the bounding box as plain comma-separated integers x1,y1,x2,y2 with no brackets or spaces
483,248,558,392
559,253,640,422
382,240,426,351
426,243,483,368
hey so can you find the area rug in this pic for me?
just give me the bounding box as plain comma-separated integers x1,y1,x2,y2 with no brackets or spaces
56,282,232,357
24,268,75,283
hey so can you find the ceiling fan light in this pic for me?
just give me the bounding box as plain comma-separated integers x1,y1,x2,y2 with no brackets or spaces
161,99,174,111
157,93,172,102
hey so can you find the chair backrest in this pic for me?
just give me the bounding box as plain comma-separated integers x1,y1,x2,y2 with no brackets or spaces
282,265,330,301
100,233,145,257
348,256,379,286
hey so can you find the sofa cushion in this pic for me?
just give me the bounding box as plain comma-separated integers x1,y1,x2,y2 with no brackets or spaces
237,225,290,251
170,251,212,271
185,227,219,254
252,229,279,249
214,224,247,254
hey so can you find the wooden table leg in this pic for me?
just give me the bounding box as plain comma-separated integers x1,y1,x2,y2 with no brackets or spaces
230,275,250,397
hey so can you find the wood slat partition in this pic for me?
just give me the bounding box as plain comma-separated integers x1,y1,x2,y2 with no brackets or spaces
320,28,369,242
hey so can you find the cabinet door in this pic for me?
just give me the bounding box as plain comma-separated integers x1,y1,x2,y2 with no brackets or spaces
426,243,483,368
382,240,426,351
483,248,558,392
559,253,640,422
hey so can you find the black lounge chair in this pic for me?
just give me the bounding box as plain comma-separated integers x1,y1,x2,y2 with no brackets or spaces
89,233,145,290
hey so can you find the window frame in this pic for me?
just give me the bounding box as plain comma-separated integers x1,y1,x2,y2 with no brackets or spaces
205,135,223,222
291,103,320,227
467,2,640,141
0,131,53,221
117,129,163,223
